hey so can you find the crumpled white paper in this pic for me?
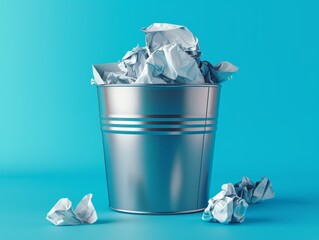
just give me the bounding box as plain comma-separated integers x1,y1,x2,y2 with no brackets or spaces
136,44,204,84
46,193,97,226
202,184,248,224
142,23,200,58
103,72,134,84
234,177,275,204
91,23,238,85
200,61,239,83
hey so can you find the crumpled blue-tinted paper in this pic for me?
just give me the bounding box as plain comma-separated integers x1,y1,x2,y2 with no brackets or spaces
92,23,238,85
142,23,200,58
136,43,204,84
200,61,239,83
202,184,248,224
234,177,275,204
46,193,97,226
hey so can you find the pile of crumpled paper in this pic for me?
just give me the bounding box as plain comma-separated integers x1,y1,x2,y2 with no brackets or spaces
92,23,238,85
202,177,275,224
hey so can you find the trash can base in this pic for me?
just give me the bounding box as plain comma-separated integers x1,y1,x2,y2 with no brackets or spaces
109,207,205,215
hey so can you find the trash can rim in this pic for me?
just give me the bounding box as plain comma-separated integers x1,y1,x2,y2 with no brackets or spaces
96,84,220,88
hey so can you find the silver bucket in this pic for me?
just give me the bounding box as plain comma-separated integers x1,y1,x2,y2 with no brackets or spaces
96,84,221,214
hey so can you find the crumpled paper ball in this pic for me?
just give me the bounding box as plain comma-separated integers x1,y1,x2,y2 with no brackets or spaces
46,193,97,226
202,184,248,224
234,177,275,204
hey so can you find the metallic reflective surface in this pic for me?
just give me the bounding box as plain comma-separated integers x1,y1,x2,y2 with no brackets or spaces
109,207,206,215
96,84,221,214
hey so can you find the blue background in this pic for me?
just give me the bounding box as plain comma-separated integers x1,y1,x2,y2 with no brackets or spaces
1,0,318,239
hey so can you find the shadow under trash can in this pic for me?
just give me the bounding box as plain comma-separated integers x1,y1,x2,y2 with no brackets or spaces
96,84,221,214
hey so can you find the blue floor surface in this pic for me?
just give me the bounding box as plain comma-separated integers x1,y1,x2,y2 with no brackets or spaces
1,170,318,240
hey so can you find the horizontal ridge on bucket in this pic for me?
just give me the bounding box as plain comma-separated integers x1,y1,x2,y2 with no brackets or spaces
100,116,217,135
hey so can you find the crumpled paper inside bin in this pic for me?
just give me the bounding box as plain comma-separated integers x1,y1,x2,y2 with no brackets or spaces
92,23,238,85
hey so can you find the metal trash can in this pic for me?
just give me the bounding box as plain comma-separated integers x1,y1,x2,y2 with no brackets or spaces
96,84,221,214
